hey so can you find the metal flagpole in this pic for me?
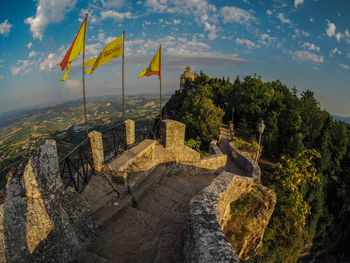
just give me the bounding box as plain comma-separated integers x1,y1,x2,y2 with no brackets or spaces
82,14,89,137
122,31,125,123
159,44,162,120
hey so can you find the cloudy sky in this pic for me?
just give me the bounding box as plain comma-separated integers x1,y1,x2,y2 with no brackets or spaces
0,0,349,116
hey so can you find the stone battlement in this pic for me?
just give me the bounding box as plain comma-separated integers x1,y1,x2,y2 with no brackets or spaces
0,119,275,263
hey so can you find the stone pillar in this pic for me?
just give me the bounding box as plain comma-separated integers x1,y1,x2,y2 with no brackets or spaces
88,131,104,173
160,120,185,150
124,119,135,147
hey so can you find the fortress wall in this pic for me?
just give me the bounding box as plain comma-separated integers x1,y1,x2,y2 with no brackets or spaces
0,140,94,263
228,142,261,181
184,171,276,263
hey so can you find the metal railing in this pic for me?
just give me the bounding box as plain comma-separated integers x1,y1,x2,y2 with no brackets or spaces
101,124,126,163
59,138,94,193
135,117,160,142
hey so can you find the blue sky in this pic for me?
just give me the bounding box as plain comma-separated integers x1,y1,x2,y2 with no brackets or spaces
0,0,349,116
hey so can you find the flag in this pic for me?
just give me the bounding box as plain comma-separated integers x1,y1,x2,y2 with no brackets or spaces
84,34,123,74
138,47,161,79
60,16,87,82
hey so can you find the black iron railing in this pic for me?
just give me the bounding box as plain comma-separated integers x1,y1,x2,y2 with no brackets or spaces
135,117,160,142
59,138,94,193
101,124,126,163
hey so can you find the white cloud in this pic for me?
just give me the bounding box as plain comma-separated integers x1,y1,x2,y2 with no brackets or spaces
10,60,34,76
40,52,60,72
266,9,273,16
292,50,324,63
294,0,304,8
302,42,320,52
173,19,181,25
25,0,77,40
124,36,249,70
236,38,259,49
345,29,350,38
100,0,124,8
64,79,81,93
329,47,341,57
145,0,168,12
0,19,13,36
310,18,314,22
347,53,350,59
100,10,133,21
277,13,291,24
27,42,32,49
144,0,218,40
340,64,349,70
85,43,102,56
259,33,276,45
335,32,342,41
204,22,217,40
220,6,255,25
98,32,105,42
39,45,68,72
326,20,336,37
29,50,38,58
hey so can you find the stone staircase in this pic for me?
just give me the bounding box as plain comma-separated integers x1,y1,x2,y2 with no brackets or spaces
78,167,217,263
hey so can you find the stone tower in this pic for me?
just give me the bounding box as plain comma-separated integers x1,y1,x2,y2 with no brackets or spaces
180,66,198,90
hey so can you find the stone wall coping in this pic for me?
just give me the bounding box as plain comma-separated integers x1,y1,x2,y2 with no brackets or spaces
105,139,157,173
184,170,276,262
209,140,224,156
228,142,261,181
184,171,242,263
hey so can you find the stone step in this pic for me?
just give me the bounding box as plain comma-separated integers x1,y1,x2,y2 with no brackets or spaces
130,164,167,203
93,193,132,228
81,174,125,214
158,174,197,198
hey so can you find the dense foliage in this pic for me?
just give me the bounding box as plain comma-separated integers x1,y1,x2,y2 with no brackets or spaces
164,72,350,261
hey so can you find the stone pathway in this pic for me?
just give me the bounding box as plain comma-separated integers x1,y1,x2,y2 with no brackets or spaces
79,126,244,263
218,125,245,176
79,171,218,263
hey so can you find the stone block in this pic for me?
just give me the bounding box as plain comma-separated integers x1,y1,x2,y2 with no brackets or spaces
89,130,104,173
124,119,135,146
160,120,185,150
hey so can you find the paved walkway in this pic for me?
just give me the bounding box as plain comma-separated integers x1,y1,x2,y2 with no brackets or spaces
79,128,244,263
218,124,245,176
80,171,217,263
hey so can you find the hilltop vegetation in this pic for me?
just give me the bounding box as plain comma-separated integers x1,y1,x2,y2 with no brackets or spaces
164,72,350,262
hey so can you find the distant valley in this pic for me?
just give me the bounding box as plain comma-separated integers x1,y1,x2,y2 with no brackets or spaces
0,94,170,181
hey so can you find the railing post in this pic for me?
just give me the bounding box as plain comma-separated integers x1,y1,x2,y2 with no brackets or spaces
124,119,135,147
88,131,104,173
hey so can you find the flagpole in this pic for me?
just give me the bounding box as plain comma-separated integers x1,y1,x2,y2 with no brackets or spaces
82,14,89,137
122,31,125,123
159,44,162,120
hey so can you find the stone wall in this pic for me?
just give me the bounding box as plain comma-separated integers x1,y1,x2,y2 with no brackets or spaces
184,171,276,262
0,140,94,263
228,142,261,181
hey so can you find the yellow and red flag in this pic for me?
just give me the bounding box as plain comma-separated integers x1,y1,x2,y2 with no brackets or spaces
138,46,161,79
84,34,123,74
60,16,87,81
